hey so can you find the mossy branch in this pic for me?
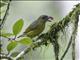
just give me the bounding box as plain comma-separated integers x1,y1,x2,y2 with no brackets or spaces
13,3,80,60
60,3,80,60
0,3,80,60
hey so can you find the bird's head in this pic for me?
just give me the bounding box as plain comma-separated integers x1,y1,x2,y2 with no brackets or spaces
38,15,53,22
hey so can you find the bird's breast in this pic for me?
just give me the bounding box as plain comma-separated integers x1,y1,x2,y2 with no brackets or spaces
27,23,45,38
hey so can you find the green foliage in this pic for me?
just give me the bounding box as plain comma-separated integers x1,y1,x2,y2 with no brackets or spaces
0,33,13,38
7,41,17,52
13,19,24,36
18,37,32,46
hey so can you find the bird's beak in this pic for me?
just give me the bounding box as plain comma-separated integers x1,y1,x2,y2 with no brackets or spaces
48,16,53,22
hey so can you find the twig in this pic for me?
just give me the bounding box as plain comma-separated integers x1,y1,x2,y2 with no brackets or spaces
14,3,80,60
13,39,44,60
0,0,11,29
60,4,80,60
53,40,59,60
72,10,79,60
0,53,13,60
60,29,74,60
0,3,79,60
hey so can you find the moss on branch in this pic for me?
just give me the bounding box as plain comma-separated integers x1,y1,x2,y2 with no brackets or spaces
1,3,80,60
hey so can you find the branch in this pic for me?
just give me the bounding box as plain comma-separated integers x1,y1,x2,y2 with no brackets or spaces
13,3,80,60
60,3,80,60
71,7,79,60
1,3,79,60
0,53,13,60
0,0,11,29
13,39,45,60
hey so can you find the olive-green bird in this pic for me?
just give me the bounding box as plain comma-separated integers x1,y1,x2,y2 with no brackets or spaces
18,15,53,38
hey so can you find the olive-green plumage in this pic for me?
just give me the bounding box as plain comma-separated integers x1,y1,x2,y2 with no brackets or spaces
19,15,53,38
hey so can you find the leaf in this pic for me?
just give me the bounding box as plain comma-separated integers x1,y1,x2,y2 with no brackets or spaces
7,41,17,52
13,19,24,36
0,33,14,38
18,37,32,46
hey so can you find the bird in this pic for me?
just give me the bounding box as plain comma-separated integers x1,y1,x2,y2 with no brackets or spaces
18,15,53,38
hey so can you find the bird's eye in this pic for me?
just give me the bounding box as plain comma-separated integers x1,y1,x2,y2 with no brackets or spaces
42,16,48,19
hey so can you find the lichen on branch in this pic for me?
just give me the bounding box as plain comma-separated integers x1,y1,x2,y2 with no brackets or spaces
0,3,80,60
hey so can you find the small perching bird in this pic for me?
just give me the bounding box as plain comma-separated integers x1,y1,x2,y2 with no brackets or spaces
18,15,53,38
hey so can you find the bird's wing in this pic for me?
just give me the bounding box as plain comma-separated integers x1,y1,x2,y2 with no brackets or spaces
24,20,39,33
